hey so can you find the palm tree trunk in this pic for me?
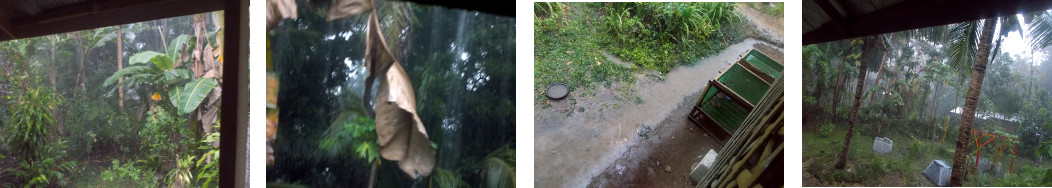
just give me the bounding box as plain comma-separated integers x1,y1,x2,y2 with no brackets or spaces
949,18,997,187
836,37,875,169
117,27,125,112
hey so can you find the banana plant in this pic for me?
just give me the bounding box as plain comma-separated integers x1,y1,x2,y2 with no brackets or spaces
102,34,216,115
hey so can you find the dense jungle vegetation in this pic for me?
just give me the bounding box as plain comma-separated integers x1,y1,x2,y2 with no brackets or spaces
266,1,515,187
534,2,775,104
0,12,224,187
803,11,1052,186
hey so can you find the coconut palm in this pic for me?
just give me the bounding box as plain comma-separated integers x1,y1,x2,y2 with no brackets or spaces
927,12,1052,186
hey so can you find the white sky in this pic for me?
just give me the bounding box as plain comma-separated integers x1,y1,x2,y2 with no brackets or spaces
1000,15,1047,66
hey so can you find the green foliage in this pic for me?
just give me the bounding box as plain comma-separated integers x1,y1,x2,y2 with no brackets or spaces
6,139,77,187
99,160,159,187
194,130,221,187
138,106,192,178
988,165,1052,186
102,34,193,99
4,87,62,163
534,3,636,103
601,2,741,73
534,2,564,19
165,155,195,188
64,98,136,159
481,146,515,188
168,78,218,115
320,115,380,163
429,168,470,188
819,123,835,138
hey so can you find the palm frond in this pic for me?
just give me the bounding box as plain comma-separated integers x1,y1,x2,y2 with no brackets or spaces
1026,12,1052,51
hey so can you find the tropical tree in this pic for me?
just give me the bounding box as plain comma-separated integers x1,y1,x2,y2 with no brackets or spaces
835,35,883,169
941,12,1052,186
73,27,116,99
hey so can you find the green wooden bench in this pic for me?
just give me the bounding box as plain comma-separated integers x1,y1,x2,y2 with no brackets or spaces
688,49,782,142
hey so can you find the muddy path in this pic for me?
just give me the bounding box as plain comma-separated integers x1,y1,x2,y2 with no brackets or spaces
534,39,780,188
737,6,784,47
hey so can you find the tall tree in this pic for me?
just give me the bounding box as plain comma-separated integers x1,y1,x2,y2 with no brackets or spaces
117,27,125,111
835,35,882,169
949,17,996,187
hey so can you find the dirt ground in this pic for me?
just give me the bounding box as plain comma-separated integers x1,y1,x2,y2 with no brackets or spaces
586,90,723,188
534,39,781,188
534,6,783,187
738,5,784,46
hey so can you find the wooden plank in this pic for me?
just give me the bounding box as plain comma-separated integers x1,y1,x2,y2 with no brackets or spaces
737,57,775,84
219,0,246,187
711,80,755,110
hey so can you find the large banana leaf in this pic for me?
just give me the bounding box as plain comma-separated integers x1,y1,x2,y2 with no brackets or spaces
102,66,152,87
129,51,163,64
168,35,191,61
168,78,218,115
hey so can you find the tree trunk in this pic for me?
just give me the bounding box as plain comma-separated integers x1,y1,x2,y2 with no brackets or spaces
949,18,996,187
868,51,888,103
836,37,876,169
117,27,125,112
929,83,939,125
75,51,85,99
50,36,57,89
830,48,853,120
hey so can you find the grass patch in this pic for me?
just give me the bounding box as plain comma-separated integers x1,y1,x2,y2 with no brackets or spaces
804,119,1052,186
535,2,636,104
534,2,749,105
746,2,783,17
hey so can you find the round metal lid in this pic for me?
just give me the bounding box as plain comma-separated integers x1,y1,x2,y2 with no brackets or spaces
546,82,569,100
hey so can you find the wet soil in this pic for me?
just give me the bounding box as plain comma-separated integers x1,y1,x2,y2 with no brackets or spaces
586,90,722,188
737,6,784,46
534,39,782,188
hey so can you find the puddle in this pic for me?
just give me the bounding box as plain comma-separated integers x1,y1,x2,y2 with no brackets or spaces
535,38,769,188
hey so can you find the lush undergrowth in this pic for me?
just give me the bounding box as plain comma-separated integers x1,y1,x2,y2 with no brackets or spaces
600,2,744,73
804,120,1052,186
534,2,750,104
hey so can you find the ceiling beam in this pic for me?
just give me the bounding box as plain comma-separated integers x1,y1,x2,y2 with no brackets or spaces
804,0,1052,45
0,11,14,39
0,0,223,42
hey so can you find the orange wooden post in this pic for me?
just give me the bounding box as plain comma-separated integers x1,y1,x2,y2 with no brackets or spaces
1010,140,1017,174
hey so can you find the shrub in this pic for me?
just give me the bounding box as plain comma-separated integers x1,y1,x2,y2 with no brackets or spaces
819,123,835,138
601,2,741,73
64,98,135,159
4,87,62,163
5,139,77,187
99,160,159,187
